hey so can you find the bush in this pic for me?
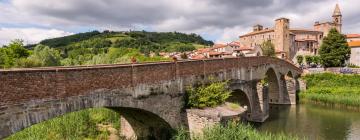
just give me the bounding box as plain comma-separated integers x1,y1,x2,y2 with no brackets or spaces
186,81,231,108
296,55,304,65
313,56,320,65
305,55,313,66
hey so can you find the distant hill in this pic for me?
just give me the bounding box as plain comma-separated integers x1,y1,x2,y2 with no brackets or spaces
15,30,213,68
26,30,213,52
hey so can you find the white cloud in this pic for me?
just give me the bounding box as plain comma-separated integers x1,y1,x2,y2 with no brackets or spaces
1,0,360,43
0,28,73,46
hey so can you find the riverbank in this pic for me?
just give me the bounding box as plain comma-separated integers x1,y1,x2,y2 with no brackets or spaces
300,73,360,108
5,108,120,140
173,122,300,140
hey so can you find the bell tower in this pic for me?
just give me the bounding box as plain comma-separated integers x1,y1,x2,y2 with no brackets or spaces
332,4,342,33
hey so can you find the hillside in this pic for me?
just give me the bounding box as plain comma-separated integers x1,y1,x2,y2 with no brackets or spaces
1,31,213,68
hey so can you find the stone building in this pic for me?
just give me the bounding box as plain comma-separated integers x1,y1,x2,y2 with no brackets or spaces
348,41,360,66
238,4,342,63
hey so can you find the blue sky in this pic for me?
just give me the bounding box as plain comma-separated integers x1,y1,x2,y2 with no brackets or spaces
1,0,360,46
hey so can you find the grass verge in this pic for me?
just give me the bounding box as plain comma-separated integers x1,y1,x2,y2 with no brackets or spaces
173,122,301,140
300,73,360,108
6,108,120,140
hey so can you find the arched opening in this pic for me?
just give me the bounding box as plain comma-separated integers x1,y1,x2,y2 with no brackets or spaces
265,68,280,104
114,107,173,140
226,89,252,120
284,71,297,104
5,106,174,140
227,89,251,112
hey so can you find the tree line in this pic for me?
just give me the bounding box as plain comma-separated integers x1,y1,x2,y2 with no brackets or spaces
0,31,213,68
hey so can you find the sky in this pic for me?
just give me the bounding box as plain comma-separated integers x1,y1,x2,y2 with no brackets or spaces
0,0,360,46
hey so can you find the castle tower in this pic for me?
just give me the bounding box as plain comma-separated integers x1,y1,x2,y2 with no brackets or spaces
274,18,290,59
332,4,342,33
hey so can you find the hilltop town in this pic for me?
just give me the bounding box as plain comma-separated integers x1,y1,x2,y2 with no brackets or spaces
181,4,359,66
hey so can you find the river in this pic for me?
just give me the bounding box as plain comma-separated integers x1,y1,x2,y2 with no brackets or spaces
255,104,360,140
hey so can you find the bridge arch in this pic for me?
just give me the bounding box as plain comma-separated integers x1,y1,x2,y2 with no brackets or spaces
264,67,281,104
1,91,179,139
227,89,251,113
283,71,297,104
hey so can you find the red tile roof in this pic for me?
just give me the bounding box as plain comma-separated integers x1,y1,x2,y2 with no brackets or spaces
191,54,206,60
347,34,360,38
228,41,242,47
290,28,323,33
348,41,360,47
197,48,212,53
239,28,274,37
234,46,253,51
212,44,227,49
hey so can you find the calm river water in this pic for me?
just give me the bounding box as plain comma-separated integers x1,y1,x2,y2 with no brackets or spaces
256,104,360,140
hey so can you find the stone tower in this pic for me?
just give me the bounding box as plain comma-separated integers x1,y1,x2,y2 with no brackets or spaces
333,3,342,33
274,18,290,59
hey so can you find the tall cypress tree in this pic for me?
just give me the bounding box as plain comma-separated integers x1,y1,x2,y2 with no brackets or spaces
319,28,350,67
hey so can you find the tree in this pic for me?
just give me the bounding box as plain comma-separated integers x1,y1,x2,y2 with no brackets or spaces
261,40,275,57
186,81,231,108
313,56,320,65
0,40,30,68
319,28,350,67
305,55,313,66
296,55,304,65
28,45,62,66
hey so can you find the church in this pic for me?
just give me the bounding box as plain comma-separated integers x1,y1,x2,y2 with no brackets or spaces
238,4,342,63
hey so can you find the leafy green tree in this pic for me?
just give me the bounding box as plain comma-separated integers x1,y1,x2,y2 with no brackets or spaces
319,28,350,67
296,55,304,65
28,45,62,66
305,55,313,66
261,40,275,57
0,40,30,68
186,81,231,108
7,39,30,58
313,56,320,65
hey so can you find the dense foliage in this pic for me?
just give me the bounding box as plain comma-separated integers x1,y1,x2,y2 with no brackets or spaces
1,31,212,68
186,81,231,108
173,122,300,140
38,31,102,48
300,73,360,107
261,40,275,57
319,28,350,67
296,55,304,65
6,108,120,140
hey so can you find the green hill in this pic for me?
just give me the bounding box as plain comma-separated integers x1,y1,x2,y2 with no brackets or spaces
2,31,213,68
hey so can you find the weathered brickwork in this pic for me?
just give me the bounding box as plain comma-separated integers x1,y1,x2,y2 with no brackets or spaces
0,56,302,139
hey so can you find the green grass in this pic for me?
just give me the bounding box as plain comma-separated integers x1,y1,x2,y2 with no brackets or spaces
173,122,301,140
226,102,241,110
300,73,360,107
6,108,120,140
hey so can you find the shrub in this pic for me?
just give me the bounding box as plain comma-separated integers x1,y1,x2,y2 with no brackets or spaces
186,81,231,108
305,55,313,66
296,55,304,65
313,56,320,65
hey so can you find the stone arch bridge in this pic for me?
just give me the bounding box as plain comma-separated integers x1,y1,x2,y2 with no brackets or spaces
0,57,302,139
